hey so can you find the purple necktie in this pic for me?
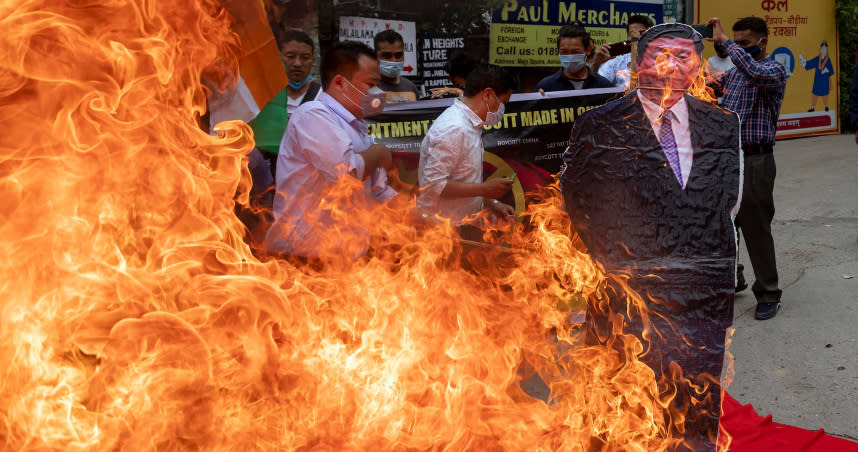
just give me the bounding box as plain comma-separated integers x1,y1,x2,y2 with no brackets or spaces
658,109,682,185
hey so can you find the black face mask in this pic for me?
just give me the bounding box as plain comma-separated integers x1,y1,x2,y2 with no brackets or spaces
742,38,763,57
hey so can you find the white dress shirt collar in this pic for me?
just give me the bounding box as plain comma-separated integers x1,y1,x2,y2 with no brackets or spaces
318,92,367,133
637,91,689,127
455,98,486,129
636,91,694,190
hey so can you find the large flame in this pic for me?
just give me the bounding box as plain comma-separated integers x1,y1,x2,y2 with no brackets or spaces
1,1,705,450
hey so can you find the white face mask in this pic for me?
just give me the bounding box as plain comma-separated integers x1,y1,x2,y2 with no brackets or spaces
559,53,588,73
379,60,404,78
484,91,504,127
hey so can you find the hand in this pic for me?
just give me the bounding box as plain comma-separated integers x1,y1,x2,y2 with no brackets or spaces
538,88,546,97
593,43,612,70
430,87,463,99
358,144,393,176
799,54,807,68
706,18,729,44
488,200,515,219
481,178,513,199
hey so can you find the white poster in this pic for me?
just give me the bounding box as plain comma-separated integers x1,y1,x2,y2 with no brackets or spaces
339,16,418,76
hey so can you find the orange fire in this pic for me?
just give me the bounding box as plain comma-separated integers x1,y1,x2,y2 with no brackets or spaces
1,1,707,450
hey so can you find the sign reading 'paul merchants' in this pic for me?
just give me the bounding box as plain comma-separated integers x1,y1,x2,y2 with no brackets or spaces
490,0,663,67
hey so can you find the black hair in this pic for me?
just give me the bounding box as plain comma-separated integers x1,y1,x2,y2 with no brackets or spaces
447,51,477,80
733,17,769,37
279,29,314,52
636,23,704,65
557,22,592,50
627,14,655,32
321,41,377,90
373,29,404,51
463,64,516,97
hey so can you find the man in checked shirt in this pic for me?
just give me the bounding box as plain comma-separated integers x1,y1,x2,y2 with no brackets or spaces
707,16,787,320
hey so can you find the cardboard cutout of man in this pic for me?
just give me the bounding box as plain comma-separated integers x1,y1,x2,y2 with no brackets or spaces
560,24,742,451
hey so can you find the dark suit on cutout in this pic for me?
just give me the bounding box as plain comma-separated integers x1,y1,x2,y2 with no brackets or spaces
561,91,741,452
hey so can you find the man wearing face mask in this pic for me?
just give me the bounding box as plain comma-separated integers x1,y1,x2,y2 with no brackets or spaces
561,23,742,450
535,23,612,93
709,16,787,321
265,41,398,259
374,30,420,103
418,65,516,233
281,29,322,114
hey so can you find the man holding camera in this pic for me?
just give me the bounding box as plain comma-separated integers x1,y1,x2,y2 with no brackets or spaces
708,16,786,320
593,15,655,88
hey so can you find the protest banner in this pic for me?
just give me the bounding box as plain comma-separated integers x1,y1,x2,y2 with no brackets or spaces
339,16,418,77
489,0,663,67
697,0,840,138
418,33,466,89
368,88,624,212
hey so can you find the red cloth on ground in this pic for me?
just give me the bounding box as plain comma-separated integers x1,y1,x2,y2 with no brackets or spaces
722,391,858,451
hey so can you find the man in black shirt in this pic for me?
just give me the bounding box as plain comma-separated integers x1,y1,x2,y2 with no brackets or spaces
535,23,613,93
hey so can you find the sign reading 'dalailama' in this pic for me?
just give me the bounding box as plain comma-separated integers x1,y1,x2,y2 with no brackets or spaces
490,0,663,67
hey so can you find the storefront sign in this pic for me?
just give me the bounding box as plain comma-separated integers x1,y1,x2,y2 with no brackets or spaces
489,0,663,67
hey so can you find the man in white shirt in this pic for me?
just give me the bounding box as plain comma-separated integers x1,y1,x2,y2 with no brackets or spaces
418,65,515,232
265,41,398,259
593,15,655,88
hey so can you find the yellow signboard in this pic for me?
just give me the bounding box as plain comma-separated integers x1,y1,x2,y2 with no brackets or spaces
490,0,663,67
697,0,839,138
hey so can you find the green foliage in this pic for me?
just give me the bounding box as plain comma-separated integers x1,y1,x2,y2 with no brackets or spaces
836,0,858,129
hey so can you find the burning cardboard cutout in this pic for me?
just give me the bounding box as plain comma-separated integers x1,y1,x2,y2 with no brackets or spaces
560,23,742,452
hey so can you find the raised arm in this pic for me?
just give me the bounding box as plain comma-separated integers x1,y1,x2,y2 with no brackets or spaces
707,17,786,89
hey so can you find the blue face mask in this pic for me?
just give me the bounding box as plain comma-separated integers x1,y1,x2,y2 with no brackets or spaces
379,60,404,78
559,53,588,73
742,38,763,57
289,74,312,90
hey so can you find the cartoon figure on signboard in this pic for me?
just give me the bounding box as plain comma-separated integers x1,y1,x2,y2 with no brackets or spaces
799,41,835,112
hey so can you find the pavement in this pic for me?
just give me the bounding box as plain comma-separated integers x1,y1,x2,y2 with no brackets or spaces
728,133,858,440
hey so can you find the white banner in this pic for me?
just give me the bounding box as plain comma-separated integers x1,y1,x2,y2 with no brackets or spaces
339,16,418,76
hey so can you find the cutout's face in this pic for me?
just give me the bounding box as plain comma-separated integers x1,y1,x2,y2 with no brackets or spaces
637,36,700,92
376,40,405,62
281,41,314,84
558,37,588,56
